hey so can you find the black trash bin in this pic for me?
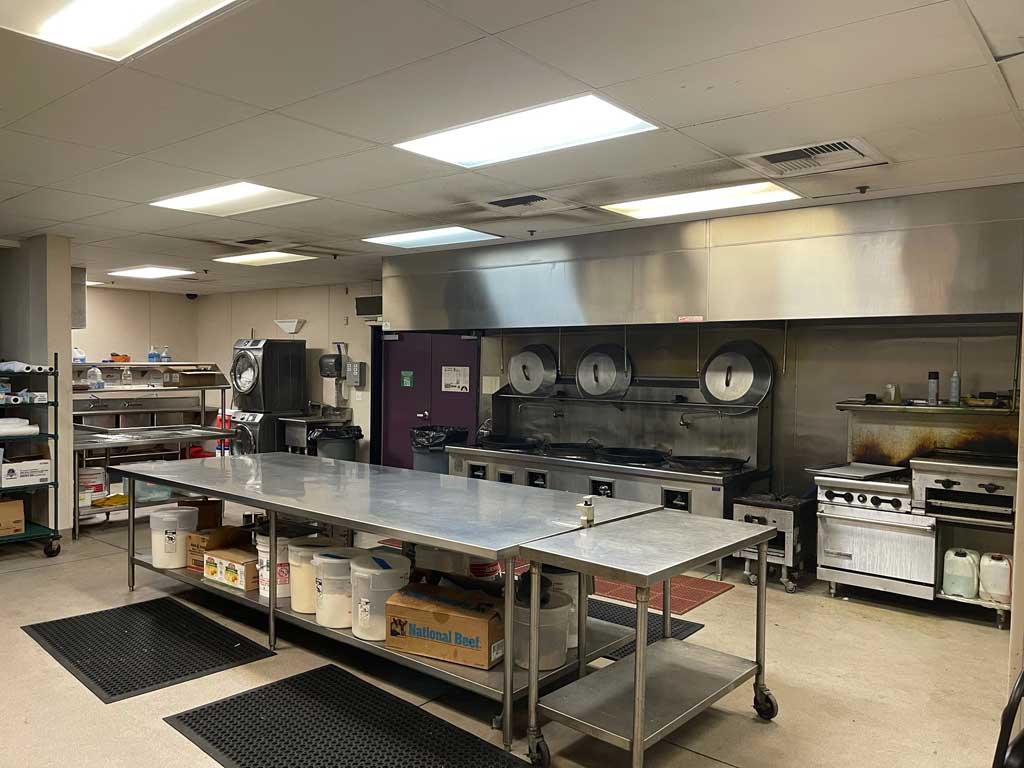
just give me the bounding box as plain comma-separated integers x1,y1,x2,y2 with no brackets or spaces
309,425,363,461
410,426,469,474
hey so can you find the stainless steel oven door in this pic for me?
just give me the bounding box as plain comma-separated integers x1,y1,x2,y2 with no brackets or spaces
817,504,936,585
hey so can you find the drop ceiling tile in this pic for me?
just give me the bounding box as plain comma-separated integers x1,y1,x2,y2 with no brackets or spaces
144,113,371,177
1003,57,1024,110
0,180,33,202
256,147,455,199
282,38,587,144
51,158,231,203
603,3,985,128
785,146,1024,197
0,29,115,125
499,0,932,87
156,218,316,242
92,234,236,258
0,189,131,221
448,206,624,238
131,0,482,109
546,158,758,206
308,238,392,255
0,130,126,186
76,204,217,233
341,173,528,218
9,69,263,154
966,0,1024,58
230,198,422,238
429,0,591,32
679,67,1011,156
863,113,1024,162
2,218,61,238
20,221,134,244
478,129,718,189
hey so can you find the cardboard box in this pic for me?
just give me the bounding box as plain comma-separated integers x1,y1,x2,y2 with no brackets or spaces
0,499,25,536
186,526,250,572
204,546,258,591
175,371,218,388
182,498,223,530
385,583,504,669
1,451,51,488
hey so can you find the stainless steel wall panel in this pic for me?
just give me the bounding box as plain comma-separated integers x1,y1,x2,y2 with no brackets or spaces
631,250,709,323
708,222,1024,321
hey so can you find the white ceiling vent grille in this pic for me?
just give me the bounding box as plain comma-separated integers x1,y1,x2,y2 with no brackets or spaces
735,138,888,178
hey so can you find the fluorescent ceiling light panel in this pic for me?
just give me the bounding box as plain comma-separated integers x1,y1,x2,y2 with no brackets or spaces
213,251,317,266
602,182,800,220
151,182,315,217
364,226,500,249
395,95,657,168
84,280,105,286
2,0,237,61
108,265,195,279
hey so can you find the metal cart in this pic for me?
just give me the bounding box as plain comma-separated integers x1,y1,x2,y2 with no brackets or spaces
0,352,61,558
118,452,659,753
733,493,815,593
519,510,778,768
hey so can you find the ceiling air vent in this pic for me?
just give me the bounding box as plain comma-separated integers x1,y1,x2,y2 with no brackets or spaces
735,138,887,178
237,238,272,246
488,194,547,208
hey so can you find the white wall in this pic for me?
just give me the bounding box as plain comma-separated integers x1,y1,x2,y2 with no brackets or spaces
72,287,198,363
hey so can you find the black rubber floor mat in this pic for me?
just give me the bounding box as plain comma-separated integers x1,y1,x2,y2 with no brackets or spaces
23,597,274,703
167,664,528,768
588,596,703,660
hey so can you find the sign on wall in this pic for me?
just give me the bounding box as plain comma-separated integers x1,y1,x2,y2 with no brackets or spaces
441,365,470,393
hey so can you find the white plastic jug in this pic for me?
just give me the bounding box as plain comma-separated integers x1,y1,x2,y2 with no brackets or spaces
943,548,980,599
980,553,1013,604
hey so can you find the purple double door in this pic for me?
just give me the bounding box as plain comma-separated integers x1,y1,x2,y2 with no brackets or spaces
381,332,479,469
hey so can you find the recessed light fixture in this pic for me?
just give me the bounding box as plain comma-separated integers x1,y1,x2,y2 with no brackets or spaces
363,226,500,249
107,266,196,279
213,251,318,266
84,280,105,286
151,182,315,217
601,181,800,219
395,95,657,168
2,0,237,61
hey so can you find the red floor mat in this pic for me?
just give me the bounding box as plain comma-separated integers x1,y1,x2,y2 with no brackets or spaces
593,575,733,616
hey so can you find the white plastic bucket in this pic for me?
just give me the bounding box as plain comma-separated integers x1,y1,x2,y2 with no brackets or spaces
288,537,341,614
148,505,198,569
350,553,411,641
256,532,292,599
544,566,580,649
78,466,107,498
943,548,981,599
980,553,1013,604
314,551,362,628
513,591,572,670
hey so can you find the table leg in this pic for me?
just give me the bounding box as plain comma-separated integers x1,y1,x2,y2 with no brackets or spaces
577,571,589,678
527,561,543,758
632,586,649,768
127,477,136,591
502,557,516,751
662,579,672,638
268,508,277,650
755,541,767,687
72,456,80,541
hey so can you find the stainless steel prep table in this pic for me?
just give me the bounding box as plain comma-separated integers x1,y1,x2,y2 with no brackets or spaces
519,510,778,768
116,452,659,751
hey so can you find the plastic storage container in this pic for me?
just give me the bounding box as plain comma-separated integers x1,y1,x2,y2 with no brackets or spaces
980,553,1013,604
943,548,981,599
288,537,340,613
314,552,360,628
544,566,580,649
255,532,292,599
513,590,572,670
137,481,172,503
149,505,198,569
350,553,411,641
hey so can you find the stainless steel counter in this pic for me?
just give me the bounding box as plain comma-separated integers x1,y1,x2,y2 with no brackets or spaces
118,452,658,560
74,425,233,452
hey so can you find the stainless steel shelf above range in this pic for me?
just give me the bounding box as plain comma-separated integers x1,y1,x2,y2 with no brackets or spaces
133,553,634,701
538,639,758,751
835,400,1016,415
495,390,756,414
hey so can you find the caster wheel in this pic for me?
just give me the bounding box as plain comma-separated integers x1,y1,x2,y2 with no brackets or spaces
44,541,61,558
784,582,797,594
747,573,758,586
530,740,551,767
754,690,778,721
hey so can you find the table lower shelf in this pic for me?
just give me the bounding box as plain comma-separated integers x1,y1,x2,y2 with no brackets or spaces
538,638,758,751
133,553,634,701
936,591,1010,611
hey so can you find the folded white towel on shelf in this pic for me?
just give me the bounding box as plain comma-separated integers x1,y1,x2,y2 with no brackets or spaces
0,417,29,426
0,424,39,437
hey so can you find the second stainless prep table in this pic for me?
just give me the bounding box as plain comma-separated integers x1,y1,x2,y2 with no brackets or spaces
520,510,777,768
117,452,660,752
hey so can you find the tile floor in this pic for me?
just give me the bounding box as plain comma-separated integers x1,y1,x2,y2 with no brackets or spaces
0,506,1009,768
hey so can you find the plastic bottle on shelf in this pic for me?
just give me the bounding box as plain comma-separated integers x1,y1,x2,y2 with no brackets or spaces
147,345,160,362
120,366,133,387
160,345,172,362
85,366,104,390
927,371,939,405
72,346,86,363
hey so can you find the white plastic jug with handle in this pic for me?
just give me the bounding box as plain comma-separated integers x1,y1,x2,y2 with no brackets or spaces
943,548,980,599
980,553,1013,604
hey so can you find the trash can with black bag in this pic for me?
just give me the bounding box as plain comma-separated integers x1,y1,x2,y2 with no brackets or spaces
410,426,469,474
309,425,364,461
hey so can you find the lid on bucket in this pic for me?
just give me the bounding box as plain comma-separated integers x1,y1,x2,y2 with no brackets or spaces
148,505,198,530
255,531,294,549
351,552,411,575
288,536,340,561
312,550,355,577
515,590,572,612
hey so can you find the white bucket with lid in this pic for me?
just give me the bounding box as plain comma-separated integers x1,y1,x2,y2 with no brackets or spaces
149,505,198,569
78,466,107,498
256,532,292,599
350,553,411,641
288,537,341,614
544,566,580,649
513,591,572,670
313,551,360,628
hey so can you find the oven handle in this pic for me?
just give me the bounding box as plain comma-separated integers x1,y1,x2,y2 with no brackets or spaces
927,499,1011,514
928,512,1014,530
817,511,935,532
